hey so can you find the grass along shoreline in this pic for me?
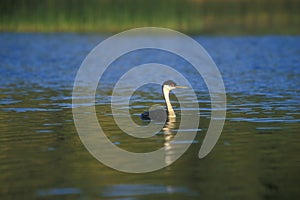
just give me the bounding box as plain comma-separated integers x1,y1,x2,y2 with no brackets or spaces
0,0,299,34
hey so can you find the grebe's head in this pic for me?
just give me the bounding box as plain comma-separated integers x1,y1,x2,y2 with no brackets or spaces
162,80,188,91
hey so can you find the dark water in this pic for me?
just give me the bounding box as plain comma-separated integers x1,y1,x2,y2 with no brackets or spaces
1,33,300,199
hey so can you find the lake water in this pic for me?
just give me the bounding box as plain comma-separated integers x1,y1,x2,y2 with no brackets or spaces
0,33,299,199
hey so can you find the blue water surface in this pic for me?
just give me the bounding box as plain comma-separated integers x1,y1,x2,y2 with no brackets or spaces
0,33,299,199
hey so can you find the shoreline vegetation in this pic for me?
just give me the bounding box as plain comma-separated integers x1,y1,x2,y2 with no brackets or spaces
0,0,299,35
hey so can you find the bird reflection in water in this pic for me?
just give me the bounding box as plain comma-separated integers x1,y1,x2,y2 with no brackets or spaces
163,117,177,166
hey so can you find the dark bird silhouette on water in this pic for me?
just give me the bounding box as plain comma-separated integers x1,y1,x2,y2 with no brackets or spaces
141,80,187,121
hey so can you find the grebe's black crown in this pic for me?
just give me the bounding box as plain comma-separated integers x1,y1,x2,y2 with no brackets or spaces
163,80,176,87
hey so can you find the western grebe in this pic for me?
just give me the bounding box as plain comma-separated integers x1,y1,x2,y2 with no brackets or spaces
141,80,187,121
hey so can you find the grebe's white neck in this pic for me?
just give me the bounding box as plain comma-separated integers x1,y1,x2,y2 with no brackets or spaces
163,85,176,117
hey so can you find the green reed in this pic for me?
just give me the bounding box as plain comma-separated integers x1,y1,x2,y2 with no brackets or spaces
0,0,299,34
